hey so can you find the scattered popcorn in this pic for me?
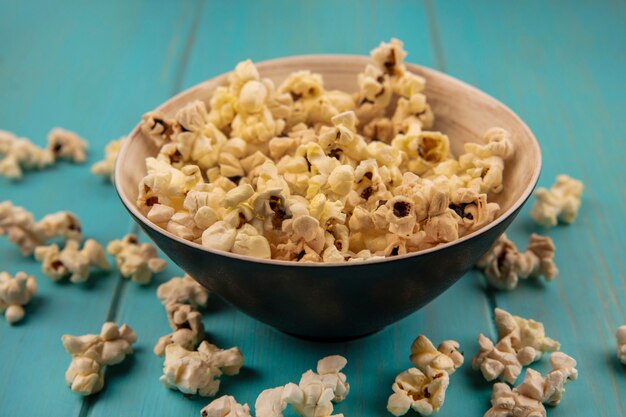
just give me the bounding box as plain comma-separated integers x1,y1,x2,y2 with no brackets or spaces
0,130,54,179
387,368,449,416
283,356,349,417
91,138,123,182
253,355,349,417
0,271,37,324
34,239,109,283
389,335,463,416
0,201,82,256
107,234,167,284
531,175,583,227
539,352,578,406
483,381,546,417
494,308,560,361
62,322,137,395
409,335,464,377
47,128,88,163
154,274,209,356
476,233,558,290
472,333,533,385
617,325,626,364
160,341,244,397
134,39,515,263
256,387,288,417
201,395,252,417
483,352,577,416
473,309,560,384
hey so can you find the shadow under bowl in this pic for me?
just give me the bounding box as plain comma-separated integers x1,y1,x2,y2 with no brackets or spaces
115,55,541,340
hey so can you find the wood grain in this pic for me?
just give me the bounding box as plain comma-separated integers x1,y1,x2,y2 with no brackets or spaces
0,0,623,416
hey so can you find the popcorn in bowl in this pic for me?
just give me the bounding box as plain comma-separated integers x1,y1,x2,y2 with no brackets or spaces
133,39,516,263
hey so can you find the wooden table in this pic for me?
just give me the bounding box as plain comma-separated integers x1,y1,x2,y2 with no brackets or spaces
1,1,624,416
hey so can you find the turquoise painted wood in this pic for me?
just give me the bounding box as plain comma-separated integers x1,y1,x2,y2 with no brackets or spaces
0,1,624,416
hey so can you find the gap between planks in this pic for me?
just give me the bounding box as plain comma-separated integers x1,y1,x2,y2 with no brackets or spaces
76,1,206,415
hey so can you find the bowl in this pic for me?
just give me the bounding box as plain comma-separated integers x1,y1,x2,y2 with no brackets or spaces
114,55,541,340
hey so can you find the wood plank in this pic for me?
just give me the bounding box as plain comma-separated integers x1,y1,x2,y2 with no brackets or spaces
0,0,198,415
434,0,626,416
89,1,496,416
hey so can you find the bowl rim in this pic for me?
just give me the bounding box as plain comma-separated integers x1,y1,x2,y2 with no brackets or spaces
114,54,542,268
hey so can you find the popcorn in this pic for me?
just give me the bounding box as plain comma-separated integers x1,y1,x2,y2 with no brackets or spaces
483,352,578,416
494,308,560,361
283,355,349,417
47,128,88,163
62,322,137,395
154,274,209,356
91,138,123,182
476,233,558,290
473,309,560,384
107,234,167,284
409,335,464,377
0,130,54,179
617,325,626,364
472,334,533,385
387,368,449,416
540,352,578,406
160,341,244,397
0,271,37,324
256,387,288,417
201,395,252,417
483,381,546,417
135,39,515,263
34,239,109,283
531,175,584,227
0,202,82,256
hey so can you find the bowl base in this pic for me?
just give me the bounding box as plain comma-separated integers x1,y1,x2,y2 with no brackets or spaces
282,328,383,343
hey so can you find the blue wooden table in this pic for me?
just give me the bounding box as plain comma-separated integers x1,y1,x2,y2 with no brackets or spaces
1,1,624,416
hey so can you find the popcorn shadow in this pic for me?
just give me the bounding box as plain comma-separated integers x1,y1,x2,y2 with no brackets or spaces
203,295,228,315
218,366,263,393
78,269,112,290
606,350,626,377
105,348,138,380
463,362,493,389
17,296,46,325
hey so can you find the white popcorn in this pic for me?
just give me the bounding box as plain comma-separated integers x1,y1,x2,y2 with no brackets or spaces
531,175,584,227
387,368,449,416
47,128,88,163
0,271,37,324
484,382,546,417
34,239,109,283
91,138,123,182
133,39,515,263
409,335,464,378
107,234,167,284
62,322,137,395
494,308,560,361
472,334,533,385
0,130,54,179
476,233,558,290
0,201,40,255
617,325,626,364
160,341,244,397
154,274,209,356
256,387,288,417
157,274,209,306
540,352,578,406
201,395,252,417
0,202,82,256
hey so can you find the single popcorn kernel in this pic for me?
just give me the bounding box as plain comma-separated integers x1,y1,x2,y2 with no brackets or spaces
91,138,123,182
0,130,54,179
0,271,37,324
476,233,558,290
134,39,516,263
201,395,252,417
160,341,244,397
35,239,110,283
531,175,584,227
107,234,167,284
47,128,88,163
62,322,137,395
